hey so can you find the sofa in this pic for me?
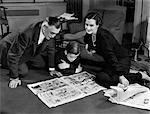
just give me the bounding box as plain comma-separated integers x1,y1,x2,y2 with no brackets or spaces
63,6,127,72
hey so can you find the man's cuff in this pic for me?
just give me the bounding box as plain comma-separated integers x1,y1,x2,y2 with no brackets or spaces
49,68,55,71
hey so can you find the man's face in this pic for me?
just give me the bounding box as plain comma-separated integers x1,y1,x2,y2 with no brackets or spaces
42,25,61,40
85,18,99,34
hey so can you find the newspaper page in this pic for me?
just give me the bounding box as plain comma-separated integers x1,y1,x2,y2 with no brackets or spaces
27,71,106,108
60,72,103,96
104,83,150,110
119,91,150,110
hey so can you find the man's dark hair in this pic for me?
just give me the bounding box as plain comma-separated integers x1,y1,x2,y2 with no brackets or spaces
46,17,61,29
66,41,80,55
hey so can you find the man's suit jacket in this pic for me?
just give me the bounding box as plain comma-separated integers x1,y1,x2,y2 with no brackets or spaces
84,27,131,77
0,21,56,78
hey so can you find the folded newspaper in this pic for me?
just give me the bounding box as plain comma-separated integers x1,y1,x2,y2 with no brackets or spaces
104,83,150,110
27,71,106,108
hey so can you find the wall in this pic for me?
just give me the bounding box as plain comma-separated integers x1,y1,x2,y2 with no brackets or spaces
1,0,64,2
146,1,150,56
133,0,150,43
0,2,66,33
89,0,116,8
133,0,150,56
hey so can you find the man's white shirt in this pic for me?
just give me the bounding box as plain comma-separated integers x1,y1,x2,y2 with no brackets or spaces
38,23,45,45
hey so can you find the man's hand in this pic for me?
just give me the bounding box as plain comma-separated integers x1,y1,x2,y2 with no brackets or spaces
119,75,129,87
9,78,21,88
58,13,78,20
49,70,62,77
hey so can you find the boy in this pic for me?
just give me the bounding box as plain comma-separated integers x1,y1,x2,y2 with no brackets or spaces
55,41,82,76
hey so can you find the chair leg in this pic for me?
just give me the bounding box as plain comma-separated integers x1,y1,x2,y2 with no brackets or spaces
4,7,10,36
0,24,4,37
6,24,9,34
0,7,10,38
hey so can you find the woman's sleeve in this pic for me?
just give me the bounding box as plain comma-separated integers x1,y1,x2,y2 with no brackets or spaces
100,35,129,75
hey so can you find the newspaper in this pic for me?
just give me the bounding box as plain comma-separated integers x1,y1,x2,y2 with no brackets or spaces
104,83,150,110
27,71,106,108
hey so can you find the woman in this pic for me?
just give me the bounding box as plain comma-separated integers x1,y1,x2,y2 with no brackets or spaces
83,11,150,88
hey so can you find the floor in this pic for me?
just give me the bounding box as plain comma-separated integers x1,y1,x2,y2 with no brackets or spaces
1,33,150,114
0,67,150,114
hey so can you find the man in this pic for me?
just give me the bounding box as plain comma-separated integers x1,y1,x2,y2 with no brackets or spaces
0,16,62,88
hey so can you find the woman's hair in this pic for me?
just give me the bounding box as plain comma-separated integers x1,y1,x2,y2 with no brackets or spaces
46,17,61,29
84,11,103,26
66,41,80,55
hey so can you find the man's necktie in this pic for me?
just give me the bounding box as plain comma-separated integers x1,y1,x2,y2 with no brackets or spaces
35,38,47,55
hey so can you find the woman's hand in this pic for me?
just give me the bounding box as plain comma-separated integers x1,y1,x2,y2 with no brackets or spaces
119,75,129,87
85,44,96,55
9,78,21,88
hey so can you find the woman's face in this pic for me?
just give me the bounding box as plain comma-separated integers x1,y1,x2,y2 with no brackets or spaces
85,18,99,34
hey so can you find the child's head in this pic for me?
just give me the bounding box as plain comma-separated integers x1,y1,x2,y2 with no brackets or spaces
65,41,80,62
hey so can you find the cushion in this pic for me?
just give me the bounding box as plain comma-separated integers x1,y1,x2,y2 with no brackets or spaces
68,22,84,34
68,6,126,44
102,9,126,44
87,7,126,44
